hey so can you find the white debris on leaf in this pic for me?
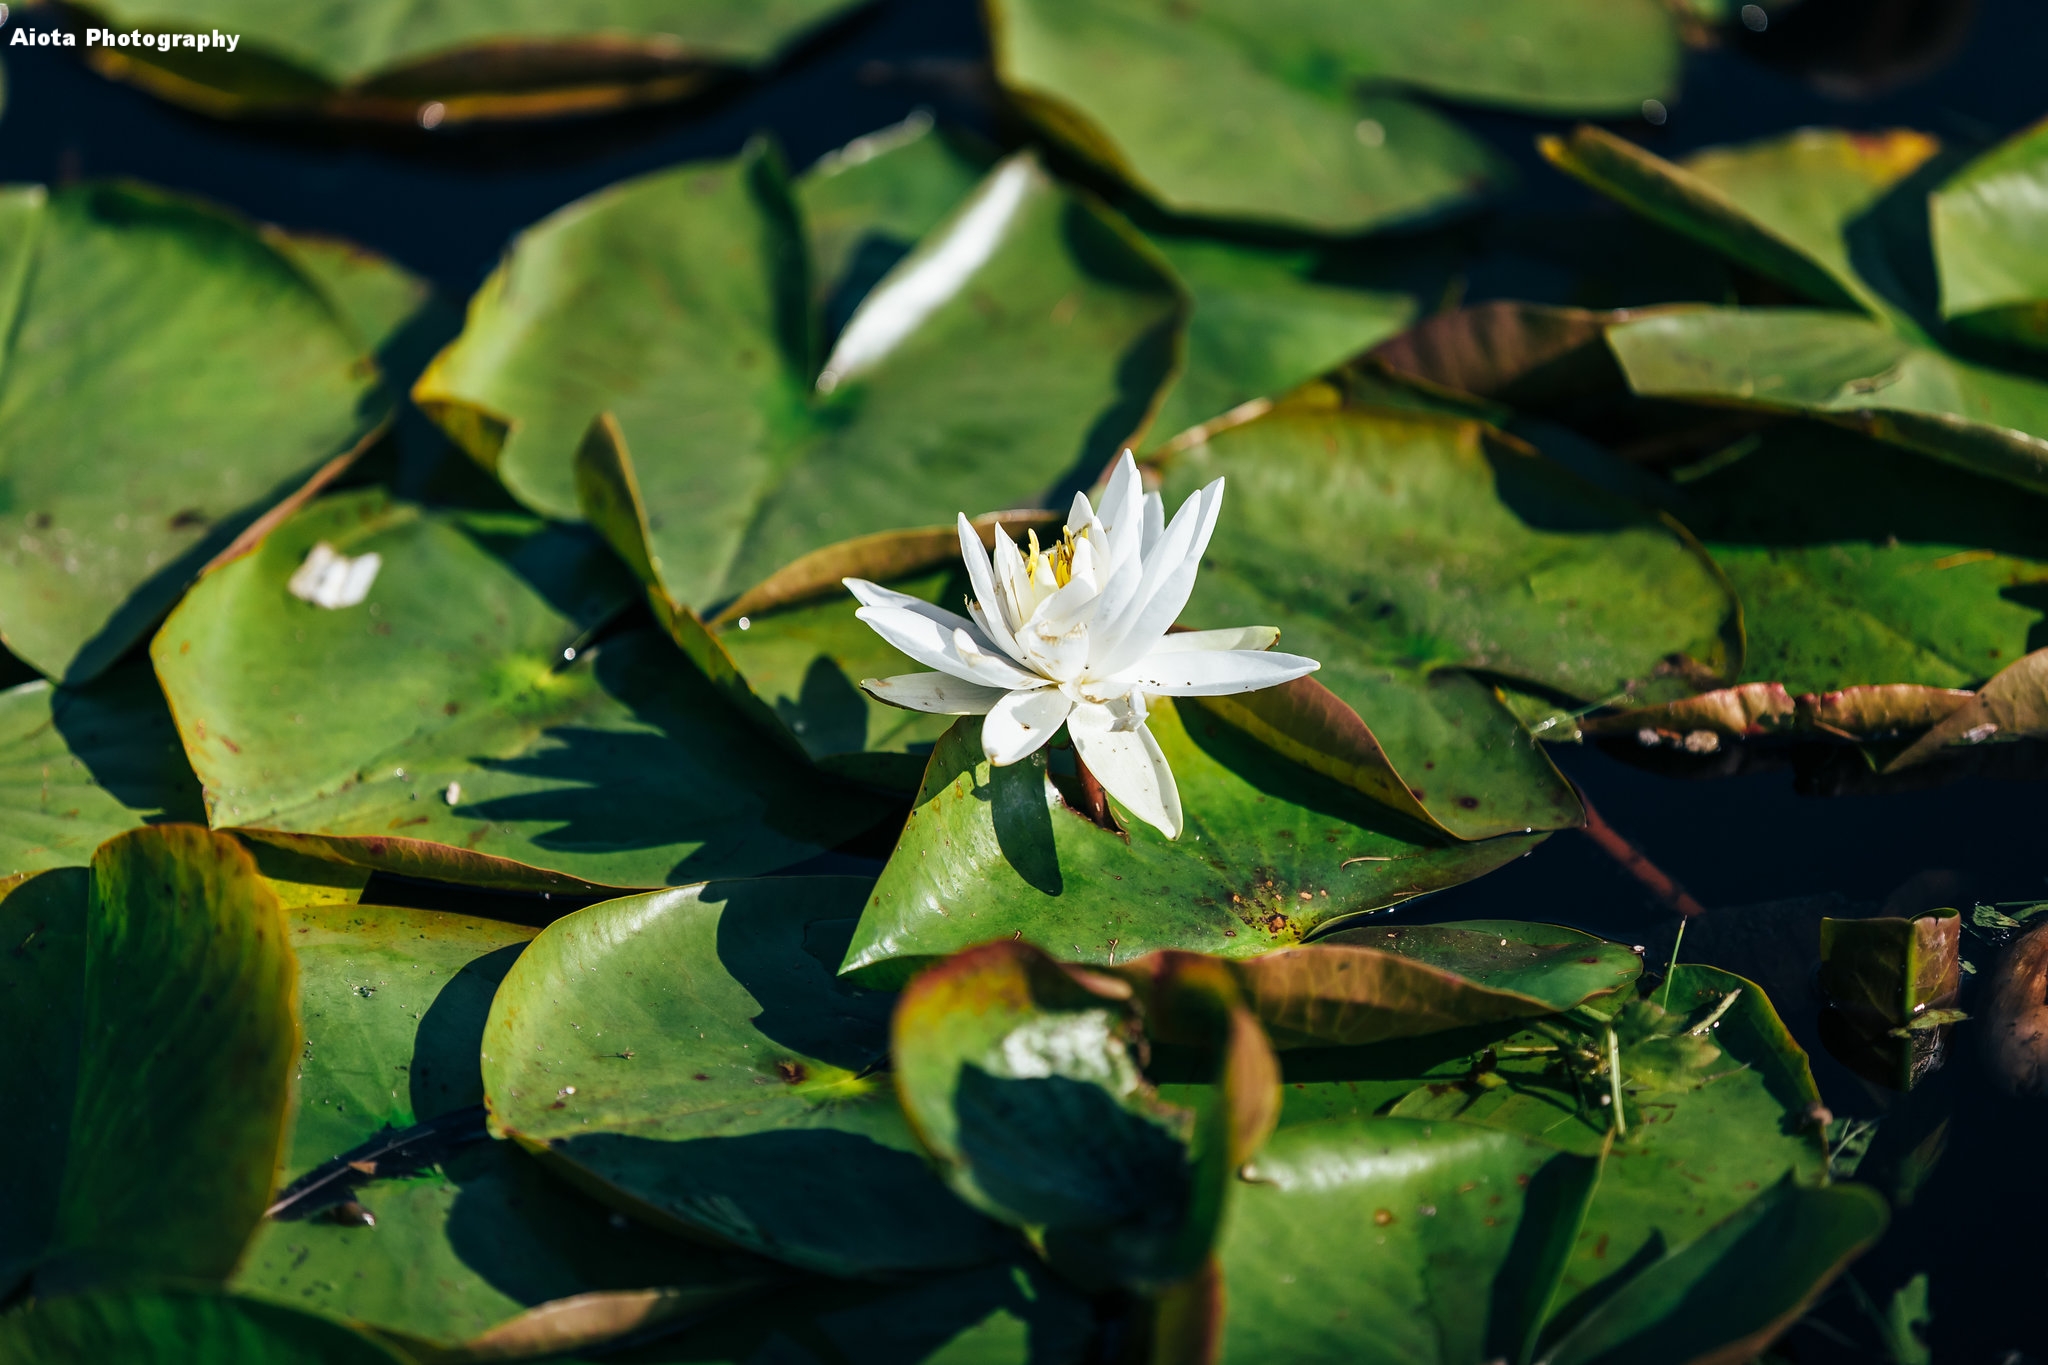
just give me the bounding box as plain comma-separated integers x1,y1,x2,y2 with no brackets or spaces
445,782,462,807
843,449,1320,840
288,542,381,609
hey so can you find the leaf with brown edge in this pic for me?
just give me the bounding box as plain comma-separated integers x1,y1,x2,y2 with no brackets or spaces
1367,301,1675,407
1888,645,2048,770
1584,681,1976,742
1225,922,1641,1050
893,940,1278,1292
5,827,300,1298
1539,124,1937,321
839,706,1545,989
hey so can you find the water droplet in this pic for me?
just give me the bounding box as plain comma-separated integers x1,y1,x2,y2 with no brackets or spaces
1354,119,1386,148
1641,99,1668,126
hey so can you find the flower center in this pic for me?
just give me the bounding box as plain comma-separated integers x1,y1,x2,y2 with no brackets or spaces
1025,526,1081,588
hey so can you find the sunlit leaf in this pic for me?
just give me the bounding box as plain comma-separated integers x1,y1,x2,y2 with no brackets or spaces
69,0,868,122
420,142,1182,607
0,827,297,1298
839,705,1544,990
0,182,381,683
481,878,1018,1277
0,664,203,877
152,489,883,891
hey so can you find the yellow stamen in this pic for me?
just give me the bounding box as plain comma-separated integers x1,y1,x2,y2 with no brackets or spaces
1025,527,1080,588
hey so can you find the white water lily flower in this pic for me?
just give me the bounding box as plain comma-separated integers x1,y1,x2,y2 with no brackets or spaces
844,451,1319,839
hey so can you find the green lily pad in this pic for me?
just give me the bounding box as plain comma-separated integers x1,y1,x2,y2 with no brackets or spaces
69,0,866,123
263,230,438,361
481,878,1017,1278
1538,124,1942,322
1236,921,1642,1049
1930,117,2048,350
987,0,1511,235
1820,908,1960,1028
1155,403,1738,837
579,1261,1096,1365
0,664,204,877
1207,1117,1599,1365
1144,236,1414,442
1607,307,2048,498
419,141,1183,604
0,181,382,684
0,1288,410,1365
840,704,1544,990
152,488,880,891
1542,967,1828,1336
1,827,297,1298
232,900,773,1354
894,942,1277,1290
1540,1180,1889,1365
1662,423,2048,695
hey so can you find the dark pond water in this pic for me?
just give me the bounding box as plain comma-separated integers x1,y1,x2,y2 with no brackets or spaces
4,1,2046,1358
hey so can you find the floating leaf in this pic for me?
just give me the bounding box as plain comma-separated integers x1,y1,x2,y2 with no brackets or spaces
895,942,1276,1290
232,900,773,1354
1931,116,2048,349
795,113,995,338
1543,967,1828,1336
0,1288,409,1365
1234,921,1642,1049
0,664,203,877
481,878,1017,1277
0,827,297,1298
1144,236,1414,442
1820,908,1961,1028
421,142,1182,608
0,182,381,683
1538,124,1940,321
581,1261,1096,1365
1607,307,2048,498
1638,424,2048,699
838,704,1543,990
1156,403,1738,837
153,489,880,891
1202,1118,1599,1365
1539,1180,1888,1365
1889,645,2048,768
69,0,868,123
987,0,1512,235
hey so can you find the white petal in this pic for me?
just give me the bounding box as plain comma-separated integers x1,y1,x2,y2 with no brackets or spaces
1094,478,1226,677
1070,703,1182,839
954,515,1025,661
1016,614,1091,684
843,577,989,645
1140,490,1165,554
990,526,1031,634
953,628,1047,690
289,542,381,609
854,605,986,684
1112,649,1319,696
1148,626,1279,653
1065,489,1096,534
1098,451,1143,550
862,672,1010,714
982,687,1074,765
